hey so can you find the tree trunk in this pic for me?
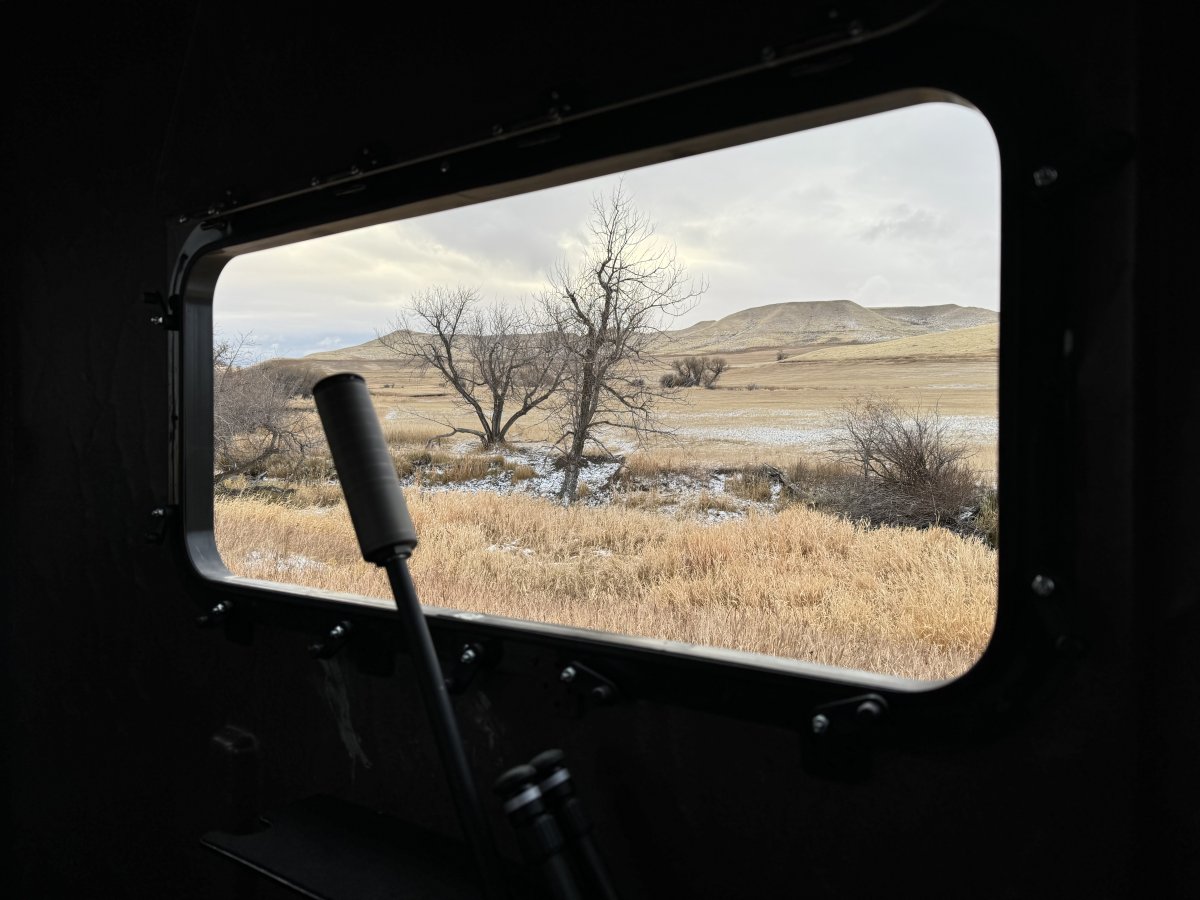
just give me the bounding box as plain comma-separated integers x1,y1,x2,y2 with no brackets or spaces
559,429,588,502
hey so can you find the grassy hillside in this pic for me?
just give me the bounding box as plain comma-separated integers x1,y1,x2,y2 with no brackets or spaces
797,323,998,362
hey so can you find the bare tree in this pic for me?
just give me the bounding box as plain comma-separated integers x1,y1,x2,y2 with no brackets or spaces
379,286,564,448
542,185,707,501
213,335,321,484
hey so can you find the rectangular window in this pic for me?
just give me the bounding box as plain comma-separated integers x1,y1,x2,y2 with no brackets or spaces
208,98,999,682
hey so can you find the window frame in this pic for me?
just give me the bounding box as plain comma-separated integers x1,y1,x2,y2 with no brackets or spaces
170,66,1071,735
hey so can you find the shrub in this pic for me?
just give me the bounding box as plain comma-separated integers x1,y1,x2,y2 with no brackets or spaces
829,397,982,532
662,355,729,388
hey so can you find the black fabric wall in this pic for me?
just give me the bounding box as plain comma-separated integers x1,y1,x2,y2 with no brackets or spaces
4,2,1197,897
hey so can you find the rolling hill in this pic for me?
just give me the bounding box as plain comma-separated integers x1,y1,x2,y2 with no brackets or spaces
304,300,998,361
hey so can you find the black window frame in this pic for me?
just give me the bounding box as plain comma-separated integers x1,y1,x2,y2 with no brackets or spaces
169,54,1075,738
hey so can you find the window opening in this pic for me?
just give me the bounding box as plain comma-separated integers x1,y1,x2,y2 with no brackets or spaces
211,100,1000,681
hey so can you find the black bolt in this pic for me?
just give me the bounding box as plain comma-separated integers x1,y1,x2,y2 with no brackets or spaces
1033,166,1059,188
856,699,885,722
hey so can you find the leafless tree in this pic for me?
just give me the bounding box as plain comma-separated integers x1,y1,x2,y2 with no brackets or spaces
378,286,565,448
542,185,707,501
212,335,321,484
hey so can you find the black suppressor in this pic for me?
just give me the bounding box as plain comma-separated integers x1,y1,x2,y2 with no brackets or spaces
494,765,583,900
313,373,505,900
312,373,418,563
530,750,620,900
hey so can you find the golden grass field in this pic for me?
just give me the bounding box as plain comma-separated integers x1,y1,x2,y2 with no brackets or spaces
216,490,995,681
215,324,999,681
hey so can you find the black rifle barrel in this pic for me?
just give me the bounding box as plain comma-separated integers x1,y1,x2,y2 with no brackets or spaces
314,373,505,900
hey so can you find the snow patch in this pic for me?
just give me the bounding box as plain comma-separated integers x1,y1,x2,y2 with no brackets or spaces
244,550,328,574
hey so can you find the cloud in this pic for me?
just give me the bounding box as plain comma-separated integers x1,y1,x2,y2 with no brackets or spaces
860,204,950,242
215,100,1000,355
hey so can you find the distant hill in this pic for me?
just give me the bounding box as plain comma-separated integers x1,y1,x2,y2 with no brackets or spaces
304,300,998,361
656,300,997,353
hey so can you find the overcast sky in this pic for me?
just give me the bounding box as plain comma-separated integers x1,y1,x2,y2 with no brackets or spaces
215,101,1000,360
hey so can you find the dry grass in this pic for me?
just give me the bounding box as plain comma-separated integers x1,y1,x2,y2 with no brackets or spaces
218,326,998,680
725,470,775,502
214,490,996,680
382,420,448,449
428,454,495,484
511,464,537,483
798,324,998,361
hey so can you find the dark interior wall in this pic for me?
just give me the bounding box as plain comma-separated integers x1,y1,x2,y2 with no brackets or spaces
4,2,1197,897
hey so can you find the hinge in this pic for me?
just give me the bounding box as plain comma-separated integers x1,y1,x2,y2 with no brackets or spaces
556,660,620,716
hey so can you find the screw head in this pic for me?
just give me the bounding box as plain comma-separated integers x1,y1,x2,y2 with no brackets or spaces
150,507,165,517
439,160,451,174
560,665,577,683
349,165,361,176
149,315,163,325
177,213,189,224
1033,166,1059,188
329,624,346,639
1031,574,1056,597
310,175,321,186
460,646,477,664
812,713,830,735
491,124,504,136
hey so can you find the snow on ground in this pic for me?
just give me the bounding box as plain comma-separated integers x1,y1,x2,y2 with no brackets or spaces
400,441,784,525
403,444,624,506
244,550,329,574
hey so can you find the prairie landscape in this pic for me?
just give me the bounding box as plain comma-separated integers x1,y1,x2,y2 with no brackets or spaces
214,300,999,681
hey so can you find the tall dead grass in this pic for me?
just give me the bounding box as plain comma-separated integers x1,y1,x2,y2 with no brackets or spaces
214,490,995,680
